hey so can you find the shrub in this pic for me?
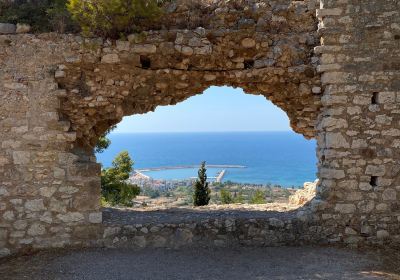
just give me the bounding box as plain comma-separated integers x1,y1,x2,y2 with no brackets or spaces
142,187,161,198
193,161,210,206
233,191,244,203
250,189,266,204
220,188,233,204
67,0,162,38
101,151,140,206
47,0,77,33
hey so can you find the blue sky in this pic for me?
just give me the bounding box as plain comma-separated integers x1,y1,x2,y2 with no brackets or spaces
115,86,291,133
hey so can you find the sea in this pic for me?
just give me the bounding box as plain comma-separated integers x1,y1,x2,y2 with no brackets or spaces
96,131,317,188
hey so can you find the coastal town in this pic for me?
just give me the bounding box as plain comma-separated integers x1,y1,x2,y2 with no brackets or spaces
128,165,306,208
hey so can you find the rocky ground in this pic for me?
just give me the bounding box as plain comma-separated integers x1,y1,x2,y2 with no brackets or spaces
1,246,399,280
104,183,315,225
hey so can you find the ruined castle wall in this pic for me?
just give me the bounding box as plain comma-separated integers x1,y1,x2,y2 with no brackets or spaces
316,0,400,245
0,35,103,257
0,0,400,257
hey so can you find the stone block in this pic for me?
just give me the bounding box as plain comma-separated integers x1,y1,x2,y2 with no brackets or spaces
132,44,157,54
56,212,84,223
12,151,30,165
25,199,45,212
334,204,356,214
377,230,390,240
27,223,46,236
16,23,31,34
89,212,102,224
382,189,397,201
241,38,256,48
101,54,120,64
0,23,16,34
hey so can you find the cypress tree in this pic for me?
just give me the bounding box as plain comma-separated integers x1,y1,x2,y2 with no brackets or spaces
193,161,211,206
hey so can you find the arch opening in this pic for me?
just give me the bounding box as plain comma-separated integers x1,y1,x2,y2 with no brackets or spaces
96,86,318,217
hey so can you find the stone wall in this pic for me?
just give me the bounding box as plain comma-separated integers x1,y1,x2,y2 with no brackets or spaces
0,34,104,257
315,0,400,246
0,0,400,257
101,208,322,249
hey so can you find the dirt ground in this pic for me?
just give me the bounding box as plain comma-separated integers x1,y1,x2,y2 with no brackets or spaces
1,246,399,280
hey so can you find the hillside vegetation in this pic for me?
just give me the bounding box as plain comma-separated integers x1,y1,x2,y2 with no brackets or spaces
0,0,163,37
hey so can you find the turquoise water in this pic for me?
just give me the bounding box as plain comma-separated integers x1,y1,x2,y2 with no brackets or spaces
96,131,317,187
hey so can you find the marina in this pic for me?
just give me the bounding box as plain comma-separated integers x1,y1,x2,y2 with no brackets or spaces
137,165,246,172
134,165,245,183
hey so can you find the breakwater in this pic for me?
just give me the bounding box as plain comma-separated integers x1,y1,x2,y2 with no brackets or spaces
137,164,246,172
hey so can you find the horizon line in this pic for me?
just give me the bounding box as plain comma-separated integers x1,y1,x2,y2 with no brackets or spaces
111,130,294,134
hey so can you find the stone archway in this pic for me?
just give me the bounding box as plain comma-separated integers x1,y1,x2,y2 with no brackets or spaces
56,24,321,149
1,0,400,257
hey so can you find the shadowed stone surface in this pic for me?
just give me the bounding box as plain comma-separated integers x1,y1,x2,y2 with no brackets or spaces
1,247,399,280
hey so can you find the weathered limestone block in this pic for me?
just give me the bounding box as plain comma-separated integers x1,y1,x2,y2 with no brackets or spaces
289,181,317,206
0,23,16,34
25,199,45,212
132,44,157,54
101,54,120,64
16,23,31,34
334,204,356,214
57,213,85,223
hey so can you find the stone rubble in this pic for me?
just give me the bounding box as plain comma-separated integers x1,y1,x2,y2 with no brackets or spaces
289,181,318,206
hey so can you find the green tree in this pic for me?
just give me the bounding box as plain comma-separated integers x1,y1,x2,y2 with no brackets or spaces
47,0,77,33
95,125,116,153
193,161,210,206
67,0,162,38
220,188,233,204
250,189,266,204
101,151,140,206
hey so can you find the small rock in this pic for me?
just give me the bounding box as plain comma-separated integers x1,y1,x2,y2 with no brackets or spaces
133,236,147,248
312,87,322,94
55,70,66,78
140,227,149,234
181,46,194,56
194,27,206,36
241,38,256,48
